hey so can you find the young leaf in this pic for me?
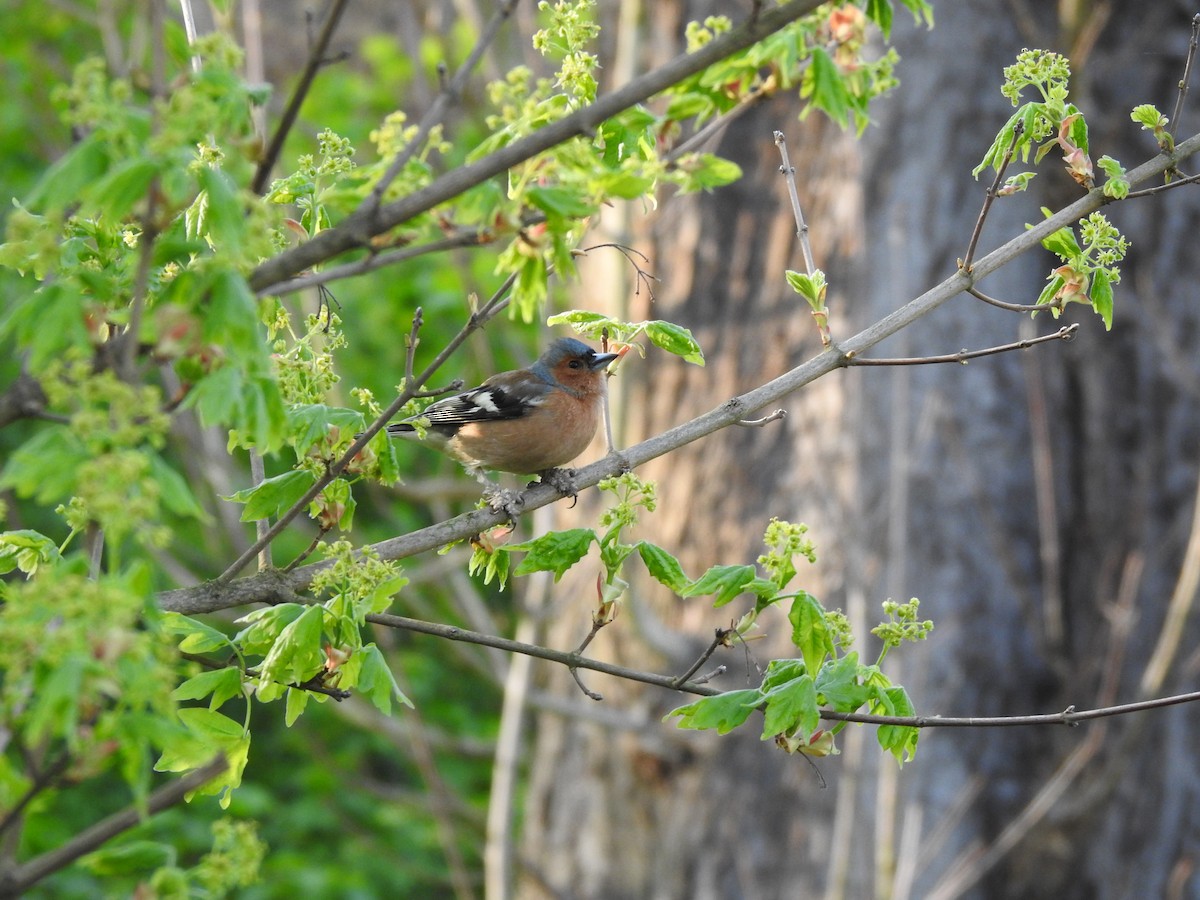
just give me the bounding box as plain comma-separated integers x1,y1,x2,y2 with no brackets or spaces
664,689,762,734
759,673,819,741
227,469,318,522
788,591,834,678
681,564,757,607
637,541,689,592
643,320,704,365
511,528,597,581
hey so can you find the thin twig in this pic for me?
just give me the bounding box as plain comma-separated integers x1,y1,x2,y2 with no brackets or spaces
250,0,350,195
735,409,786,427
667,78,779,162
162,129,1200,614
962,121,1024,273
774,130,817,275
1,755,228,897
215,274,518,582
249,0,840,293
364,0,522,213
967,285,1057,313
671,628,732,688
0,752,71,839
1125,169,1200,198
1169,14,1200,141
848,324,1078,366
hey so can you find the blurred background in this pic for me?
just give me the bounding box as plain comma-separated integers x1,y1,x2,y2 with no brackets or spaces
4,1,1200,898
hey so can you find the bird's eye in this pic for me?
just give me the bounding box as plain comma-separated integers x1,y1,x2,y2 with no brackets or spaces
568,359,583,369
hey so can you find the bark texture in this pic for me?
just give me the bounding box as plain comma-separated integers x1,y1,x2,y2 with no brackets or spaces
518,3,1200,899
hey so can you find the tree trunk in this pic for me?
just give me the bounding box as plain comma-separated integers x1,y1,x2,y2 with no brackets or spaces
516,3,1200,899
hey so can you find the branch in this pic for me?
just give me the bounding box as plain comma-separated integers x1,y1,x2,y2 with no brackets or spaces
848,324,1077,366
247,0,831,293
774,130,817,275
214,274,516,582
249,0,350,195
0,755,227,898
363,0,521,210
160,131,1200,614
1169,13,1200,141
961,120,1023,273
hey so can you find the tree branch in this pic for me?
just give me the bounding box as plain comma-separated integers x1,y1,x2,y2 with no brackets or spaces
0,755,227,898
161,127,1200,614
249,0,350,195
246,0,830,293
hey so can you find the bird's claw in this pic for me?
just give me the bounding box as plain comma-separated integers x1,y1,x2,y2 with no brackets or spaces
538,467,578,500
484,487,525,522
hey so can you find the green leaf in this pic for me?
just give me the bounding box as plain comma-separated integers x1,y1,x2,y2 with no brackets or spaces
23,133,110,212
788,591,834,678
163,611,231,654
511,528,596,581
760,673,819,741
149,454,208,520
683,153,743,191
865,0,893,36
0,529,62,576
874,685,919,764
0,426,86,505
258,604,324,690
196,165,245,248
681,564,757,607
355,643,412,714
234,603,307,655
802,47,852,128
91,157,161,221
527,184,595,219
226,469,318,522
288,404,365,451
643,320,704,365
815,652,872,709
1091,268,1114,330
637,541,689,592
285,686,309,725
172,667,244,709
664,689,762,734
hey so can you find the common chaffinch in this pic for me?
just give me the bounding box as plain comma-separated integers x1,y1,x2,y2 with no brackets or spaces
387,337,619,479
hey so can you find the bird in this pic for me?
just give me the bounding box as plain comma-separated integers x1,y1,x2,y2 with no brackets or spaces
385,337,620,486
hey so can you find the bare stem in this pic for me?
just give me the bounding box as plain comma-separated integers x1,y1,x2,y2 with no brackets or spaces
365,0,521,212
848,324,1077,366
1169,14,1200,140
962,121,1024,272
250,0,350,195
774,130,817,275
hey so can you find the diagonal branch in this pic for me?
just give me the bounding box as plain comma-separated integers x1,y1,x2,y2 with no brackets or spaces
250,0,350,195
1,755,227,897
161,128,1200,615
247,0,830,292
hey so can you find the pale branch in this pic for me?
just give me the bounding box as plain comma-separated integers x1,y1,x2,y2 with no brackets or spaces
961,121,1024,273
246,0,830,293
735,409,787,427
848,324,1077,366
774,130,817,276
214,273,517,582
364,0,522,210
160,127,1200,613
0,755,228,898
250,0,350,195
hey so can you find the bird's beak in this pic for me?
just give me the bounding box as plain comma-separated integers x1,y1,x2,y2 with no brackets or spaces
589,351,620,371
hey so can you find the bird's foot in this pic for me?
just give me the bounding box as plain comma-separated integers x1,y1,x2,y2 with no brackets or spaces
537,467,578,500
484,487,526,522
